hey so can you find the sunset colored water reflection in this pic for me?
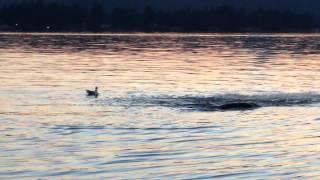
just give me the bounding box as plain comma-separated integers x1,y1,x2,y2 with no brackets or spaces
1,33,320,179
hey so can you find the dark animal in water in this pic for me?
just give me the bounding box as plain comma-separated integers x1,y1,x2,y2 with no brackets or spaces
201,102,260,111
86,87,99,97
217,102,259,110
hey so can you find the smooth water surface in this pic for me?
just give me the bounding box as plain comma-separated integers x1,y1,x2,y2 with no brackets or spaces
1,33,320,179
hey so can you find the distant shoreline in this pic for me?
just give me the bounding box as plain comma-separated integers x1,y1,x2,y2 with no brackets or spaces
1,2,317,35
0,30,319,35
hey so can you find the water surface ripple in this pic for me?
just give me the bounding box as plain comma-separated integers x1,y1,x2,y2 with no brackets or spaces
1,33,320,179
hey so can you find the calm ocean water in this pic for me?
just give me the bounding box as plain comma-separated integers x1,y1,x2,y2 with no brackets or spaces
1,33,320,179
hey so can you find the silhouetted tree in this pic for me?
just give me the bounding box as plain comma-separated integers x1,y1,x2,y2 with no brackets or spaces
88,0,105,31
143,5,154,31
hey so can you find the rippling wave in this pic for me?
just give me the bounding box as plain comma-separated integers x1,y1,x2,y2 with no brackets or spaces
2,33,320,179
106,92,320,111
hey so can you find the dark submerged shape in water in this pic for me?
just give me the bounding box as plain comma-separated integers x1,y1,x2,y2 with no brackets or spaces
217,102,260,110
86,87,99,97
200,102,260,111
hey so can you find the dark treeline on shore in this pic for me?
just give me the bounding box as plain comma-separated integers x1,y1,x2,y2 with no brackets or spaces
0,0,317,32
